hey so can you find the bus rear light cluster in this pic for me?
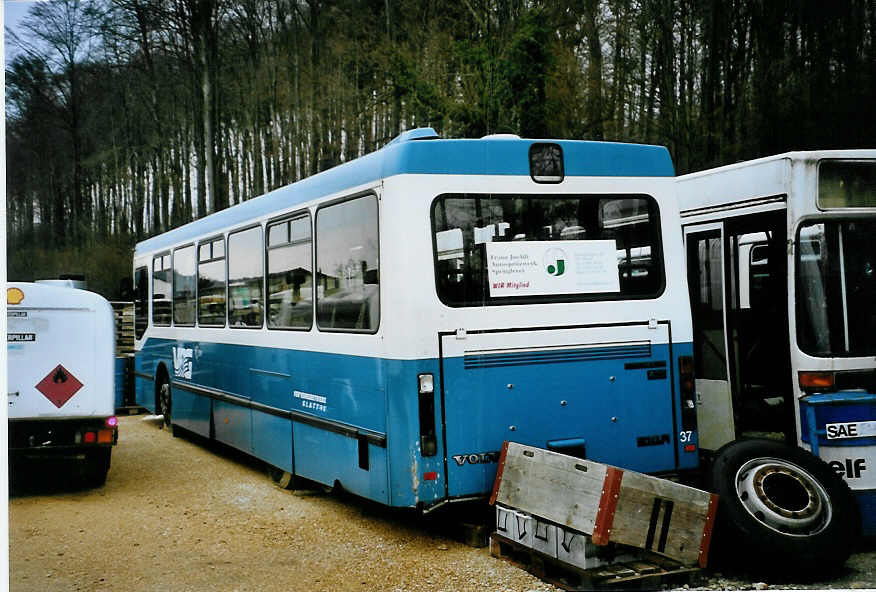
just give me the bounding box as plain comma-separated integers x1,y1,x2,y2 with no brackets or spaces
679,355,697,432
417,373,438,457
799,371,835,391
75,428,116,445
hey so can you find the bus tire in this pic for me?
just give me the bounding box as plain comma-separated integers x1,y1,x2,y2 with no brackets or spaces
158,379,172,429
707,438,858,576
268,467,297,490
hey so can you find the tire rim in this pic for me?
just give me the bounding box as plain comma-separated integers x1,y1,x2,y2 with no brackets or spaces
735,457,832,536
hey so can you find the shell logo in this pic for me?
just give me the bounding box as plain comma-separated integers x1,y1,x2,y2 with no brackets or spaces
7,287,25,305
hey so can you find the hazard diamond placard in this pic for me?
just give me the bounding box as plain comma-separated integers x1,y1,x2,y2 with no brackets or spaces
35,364,84,408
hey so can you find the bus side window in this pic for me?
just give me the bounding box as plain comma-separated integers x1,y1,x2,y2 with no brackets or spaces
228,226,264,328
152,254,171,326
173,245,196,326
267,215,313,330
198,238,226,326
316,195,380,332
134,266,148,338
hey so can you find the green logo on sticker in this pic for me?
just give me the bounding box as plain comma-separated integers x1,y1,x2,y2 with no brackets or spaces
544,248,566,276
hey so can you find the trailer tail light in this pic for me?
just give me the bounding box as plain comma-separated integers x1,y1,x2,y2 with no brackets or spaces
83,431,97,443
97,430,114,444
679,355,697,432
417,373,438,457
799,371,834,391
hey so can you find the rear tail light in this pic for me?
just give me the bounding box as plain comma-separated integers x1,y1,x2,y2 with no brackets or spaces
97,430,114,444
417,373,437,457
679,355,697,432
799,371,834,391
83,431,97,443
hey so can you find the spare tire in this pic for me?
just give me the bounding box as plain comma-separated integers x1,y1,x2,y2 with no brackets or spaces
708,438,858,575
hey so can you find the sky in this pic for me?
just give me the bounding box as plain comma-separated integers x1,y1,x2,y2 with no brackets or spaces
4,0,36,65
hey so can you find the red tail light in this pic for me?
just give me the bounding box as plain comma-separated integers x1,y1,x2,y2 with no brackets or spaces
799,371,834,390
84,432,96,443
679,355,697,431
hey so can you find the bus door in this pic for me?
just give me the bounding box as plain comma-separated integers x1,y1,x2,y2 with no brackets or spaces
439,322,678,499
686,214,793,450
685,224,735,450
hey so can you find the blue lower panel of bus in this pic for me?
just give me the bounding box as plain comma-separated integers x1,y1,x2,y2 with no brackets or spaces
174,388,212,437
134,336,694,508
800,392,876,534
293,423,388,503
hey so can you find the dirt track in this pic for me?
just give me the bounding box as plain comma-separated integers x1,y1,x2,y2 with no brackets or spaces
8,415,876,591
9,415,556,592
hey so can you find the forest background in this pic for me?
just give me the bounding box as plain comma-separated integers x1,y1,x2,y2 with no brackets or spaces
5,0,875,298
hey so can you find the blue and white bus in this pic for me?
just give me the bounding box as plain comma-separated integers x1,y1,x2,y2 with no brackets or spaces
132,129,697,512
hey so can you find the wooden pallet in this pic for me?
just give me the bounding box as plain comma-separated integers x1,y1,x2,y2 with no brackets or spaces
110,301,135,356
490,534,701,591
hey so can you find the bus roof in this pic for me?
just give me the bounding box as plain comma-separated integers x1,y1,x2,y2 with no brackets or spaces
135,130,673,255
677,149,876,214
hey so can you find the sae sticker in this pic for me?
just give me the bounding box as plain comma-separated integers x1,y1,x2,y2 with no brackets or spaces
825,420,876,440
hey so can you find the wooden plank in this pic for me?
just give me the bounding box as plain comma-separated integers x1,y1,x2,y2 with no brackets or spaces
601,471,714,566
494,442,607,533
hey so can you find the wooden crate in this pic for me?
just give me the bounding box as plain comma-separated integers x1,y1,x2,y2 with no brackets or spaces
490,441,718,567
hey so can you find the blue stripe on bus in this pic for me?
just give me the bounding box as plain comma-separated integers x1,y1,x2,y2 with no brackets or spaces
135,135,673,254
135,337,695,507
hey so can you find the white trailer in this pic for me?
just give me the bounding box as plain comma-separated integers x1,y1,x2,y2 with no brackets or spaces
7,282,119,486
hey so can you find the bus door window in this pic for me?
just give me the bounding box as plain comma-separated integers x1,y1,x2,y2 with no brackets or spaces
726,215,792,436
152,254,171,326
228,226,264,328
134,266,148,338
267,214,313,330
687,232,728,382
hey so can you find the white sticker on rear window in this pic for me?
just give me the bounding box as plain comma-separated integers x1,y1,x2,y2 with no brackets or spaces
486,240,620,297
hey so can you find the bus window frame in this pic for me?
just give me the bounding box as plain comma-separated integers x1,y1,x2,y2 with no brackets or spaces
266,209,314,332
197,234,227,328
429,192,667,308
314,191,381,335
227,223,265,330
152,251,172,327
172,243,197,327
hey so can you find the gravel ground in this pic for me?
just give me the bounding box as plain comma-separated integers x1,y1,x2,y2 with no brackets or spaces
9,415,876,591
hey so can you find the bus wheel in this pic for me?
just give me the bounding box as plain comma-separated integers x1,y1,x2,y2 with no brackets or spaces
708,439,858,576
158,380,172,428
268,467,297,490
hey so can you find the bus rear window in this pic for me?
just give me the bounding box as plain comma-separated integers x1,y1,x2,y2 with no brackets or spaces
431,194,663,306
